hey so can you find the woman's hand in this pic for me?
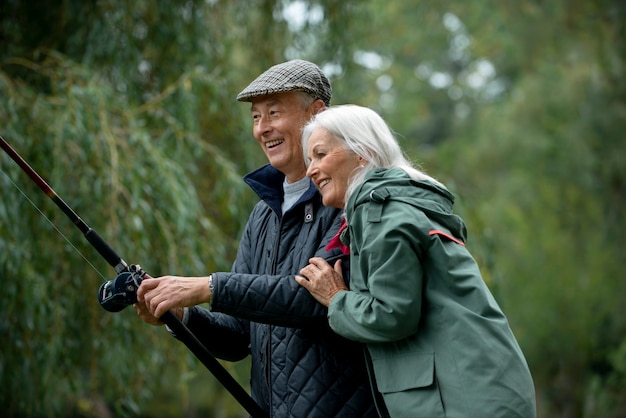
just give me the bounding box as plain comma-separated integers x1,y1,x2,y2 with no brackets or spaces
296,257,349,307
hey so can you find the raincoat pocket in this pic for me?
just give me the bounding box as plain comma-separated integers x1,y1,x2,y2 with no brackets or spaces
371,351,434,393
371,351,446,417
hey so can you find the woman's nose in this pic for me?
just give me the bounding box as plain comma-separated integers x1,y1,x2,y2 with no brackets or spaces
306,161,317,178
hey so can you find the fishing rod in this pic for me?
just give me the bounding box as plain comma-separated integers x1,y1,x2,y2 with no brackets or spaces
0,135,268,418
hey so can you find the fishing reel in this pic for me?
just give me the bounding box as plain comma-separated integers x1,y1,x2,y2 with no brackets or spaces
98,264,146,312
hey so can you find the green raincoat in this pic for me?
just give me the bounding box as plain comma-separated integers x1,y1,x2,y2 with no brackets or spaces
329,168,537,418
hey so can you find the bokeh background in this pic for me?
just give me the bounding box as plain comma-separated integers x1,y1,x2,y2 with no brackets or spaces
1,1,624,417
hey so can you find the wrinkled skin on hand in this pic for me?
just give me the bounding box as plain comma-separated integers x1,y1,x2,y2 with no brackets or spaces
296,257,349,307
133,298,166,326
134,273,211,322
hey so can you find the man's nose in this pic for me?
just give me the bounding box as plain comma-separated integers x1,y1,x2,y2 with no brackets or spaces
254,115,272,136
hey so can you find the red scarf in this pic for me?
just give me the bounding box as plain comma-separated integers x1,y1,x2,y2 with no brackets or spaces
325,218,350,255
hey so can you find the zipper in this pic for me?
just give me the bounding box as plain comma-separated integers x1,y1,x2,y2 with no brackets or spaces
263,209,283,411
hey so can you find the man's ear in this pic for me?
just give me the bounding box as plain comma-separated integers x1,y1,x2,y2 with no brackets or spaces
311,99,326,115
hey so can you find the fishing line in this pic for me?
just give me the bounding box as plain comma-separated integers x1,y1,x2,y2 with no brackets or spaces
0,166,108,281
0,135,267,417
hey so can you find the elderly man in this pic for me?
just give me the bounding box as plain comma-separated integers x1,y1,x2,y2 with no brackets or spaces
135,60,379,417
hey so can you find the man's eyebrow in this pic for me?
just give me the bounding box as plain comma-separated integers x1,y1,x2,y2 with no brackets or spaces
251,99,281,112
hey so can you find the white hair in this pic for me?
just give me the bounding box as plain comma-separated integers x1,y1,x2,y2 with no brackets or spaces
302,104,445,204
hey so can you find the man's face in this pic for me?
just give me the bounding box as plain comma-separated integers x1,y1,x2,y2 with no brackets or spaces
251,92,322,183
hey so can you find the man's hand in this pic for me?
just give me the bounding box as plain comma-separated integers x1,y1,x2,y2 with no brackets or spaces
134,299,166,326
136,274,211,320
296,257,349,307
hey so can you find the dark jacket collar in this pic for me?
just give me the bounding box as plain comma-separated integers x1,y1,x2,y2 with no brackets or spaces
244,164,318,216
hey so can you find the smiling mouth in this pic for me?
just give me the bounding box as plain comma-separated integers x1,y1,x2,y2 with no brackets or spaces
319,179,330,189
265,139,284,149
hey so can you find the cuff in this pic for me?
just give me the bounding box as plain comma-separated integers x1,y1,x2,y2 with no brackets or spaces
165,307,190,336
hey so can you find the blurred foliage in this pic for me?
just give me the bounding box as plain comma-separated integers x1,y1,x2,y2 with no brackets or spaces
1,0,624,417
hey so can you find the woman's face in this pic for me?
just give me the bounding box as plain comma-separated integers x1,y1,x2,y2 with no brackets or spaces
305,127,362,208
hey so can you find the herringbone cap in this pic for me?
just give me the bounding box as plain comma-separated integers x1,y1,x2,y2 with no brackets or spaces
236,59,331,106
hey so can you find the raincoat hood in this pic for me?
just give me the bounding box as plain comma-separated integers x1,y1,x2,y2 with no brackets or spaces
348,168,467,242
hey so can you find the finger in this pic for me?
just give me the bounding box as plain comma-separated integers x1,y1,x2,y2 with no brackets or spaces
137,277,158,300
138,277,158,292
309,257,331,270
154,300,171,319
295,275,314,292
154,304,164,319
295,275,309,286
143,291,158,315
134,303,150,319
148,290,172,319
333,259,343,274
308,257,328,268
300,265,319,279
146,294,159,317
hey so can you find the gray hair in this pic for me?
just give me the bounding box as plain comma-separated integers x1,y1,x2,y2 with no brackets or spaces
302,104,444,204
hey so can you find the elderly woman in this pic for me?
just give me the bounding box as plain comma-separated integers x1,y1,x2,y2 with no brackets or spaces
295,105,537,418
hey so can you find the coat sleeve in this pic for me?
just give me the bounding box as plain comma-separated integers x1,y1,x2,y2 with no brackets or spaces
183,306,251,361
179,198,345,359
328,200,429,343
189,202,347,336
211,210,348,328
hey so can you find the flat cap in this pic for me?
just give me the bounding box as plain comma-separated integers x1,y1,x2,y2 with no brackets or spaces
236,59,332,106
